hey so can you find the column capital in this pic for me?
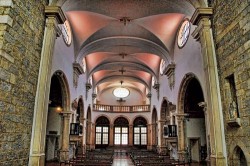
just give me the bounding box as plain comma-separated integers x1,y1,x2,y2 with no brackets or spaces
60,111,73,118
45,6,66,24
175,113,189,121
191,8,213,40
190,7,213,26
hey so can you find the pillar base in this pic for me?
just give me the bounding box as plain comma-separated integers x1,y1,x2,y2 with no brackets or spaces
157,146,167,155
59,150,69,161
147,145,153,150
177,151,187,161
210,154,226,166
29,153,45,166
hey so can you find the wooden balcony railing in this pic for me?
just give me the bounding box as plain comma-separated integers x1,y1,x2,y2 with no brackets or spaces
93,104,150,112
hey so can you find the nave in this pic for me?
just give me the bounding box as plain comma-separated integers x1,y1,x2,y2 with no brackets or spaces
46,147,207,166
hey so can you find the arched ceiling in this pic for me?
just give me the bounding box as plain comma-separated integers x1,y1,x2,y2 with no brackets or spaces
60,0,196,100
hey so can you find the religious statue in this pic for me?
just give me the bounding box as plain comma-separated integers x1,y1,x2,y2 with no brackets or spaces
229,101,238,119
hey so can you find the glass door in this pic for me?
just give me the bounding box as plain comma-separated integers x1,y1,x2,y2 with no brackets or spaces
114,127,128,145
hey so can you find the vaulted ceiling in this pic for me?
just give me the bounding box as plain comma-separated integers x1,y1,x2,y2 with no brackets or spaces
61,0,195,99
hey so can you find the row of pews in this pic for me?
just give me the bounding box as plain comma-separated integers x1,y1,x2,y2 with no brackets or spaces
61,149,114,166
60,146,191,166
129,148,190,166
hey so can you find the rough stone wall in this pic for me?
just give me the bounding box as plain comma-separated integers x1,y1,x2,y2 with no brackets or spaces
0,0,47,165
213,0,250,164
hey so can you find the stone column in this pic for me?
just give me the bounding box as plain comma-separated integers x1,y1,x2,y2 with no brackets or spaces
151,123,156,147
191,8,227,165
129,125,133,146
158,120,166,154
79,117,85,151
176,114,187,161
86,121,92,150
199,102,210,162
59,111,72,161
29,6,65,166
109,124,114,146
147,124,152,150
90,123,95,149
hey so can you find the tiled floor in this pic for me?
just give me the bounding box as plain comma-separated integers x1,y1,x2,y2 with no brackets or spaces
112,149,134,166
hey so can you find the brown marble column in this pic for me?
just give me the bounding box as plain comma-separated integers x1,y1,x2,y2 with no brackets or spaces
147,124,152,150
129,125,133,146
109,124,114,146
90,123,95,150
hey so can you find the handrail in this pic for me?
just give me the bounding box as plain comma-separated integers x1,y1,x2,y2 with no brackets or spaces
93,104,150,112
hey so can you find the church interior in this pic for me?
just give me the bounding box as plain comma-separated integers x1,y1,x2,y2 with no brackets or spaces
0,0,249,166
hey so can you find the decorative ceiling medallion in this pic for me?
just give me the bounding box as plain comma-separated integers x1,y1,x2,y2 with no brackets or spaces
62,20,72,46
113,87,130,98
177,19,191,48
160,59,166,75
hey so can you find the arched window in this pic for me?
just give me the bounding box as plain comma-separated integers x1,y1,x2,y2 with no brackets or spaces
95,116,110,148
114,117,129,145
133,117,147,148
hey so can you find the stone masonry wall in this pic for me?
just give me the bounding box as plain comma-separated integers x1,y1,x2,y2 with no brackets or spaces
0,0,47,165
213,0,250,164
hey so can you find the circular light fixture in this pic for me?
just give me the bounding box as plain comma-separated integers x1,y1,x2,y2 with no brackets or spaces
113,87,130,98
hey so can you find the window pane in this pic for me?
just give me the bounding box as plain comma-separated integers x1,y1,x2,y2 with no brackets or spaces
96,126,102,132
141,127,147,133
141,134,147,145
103,133,108,144
103,127,109,133
122,134,128,145
134,127,140,133
122,127,128,133
96,133,101,144
115,127,121,133
115,134,120,145
134,134,140,145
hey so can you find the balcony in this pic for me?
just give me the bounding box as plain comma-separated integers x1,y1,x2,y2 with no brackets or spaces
93,104,150,112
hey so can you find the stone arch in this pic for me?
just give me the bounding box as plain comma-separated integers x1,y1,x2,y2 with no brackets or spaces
77,96,84,123
112,115,130,125
151,107,158,149
94,115,111,125
177,73,207,162
132,115,148,125
114,116,129,126
45,70,71,162
160,97,170,121
86,106,92,149
52,70,71,111
177,73,204,114
229,141,250,166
